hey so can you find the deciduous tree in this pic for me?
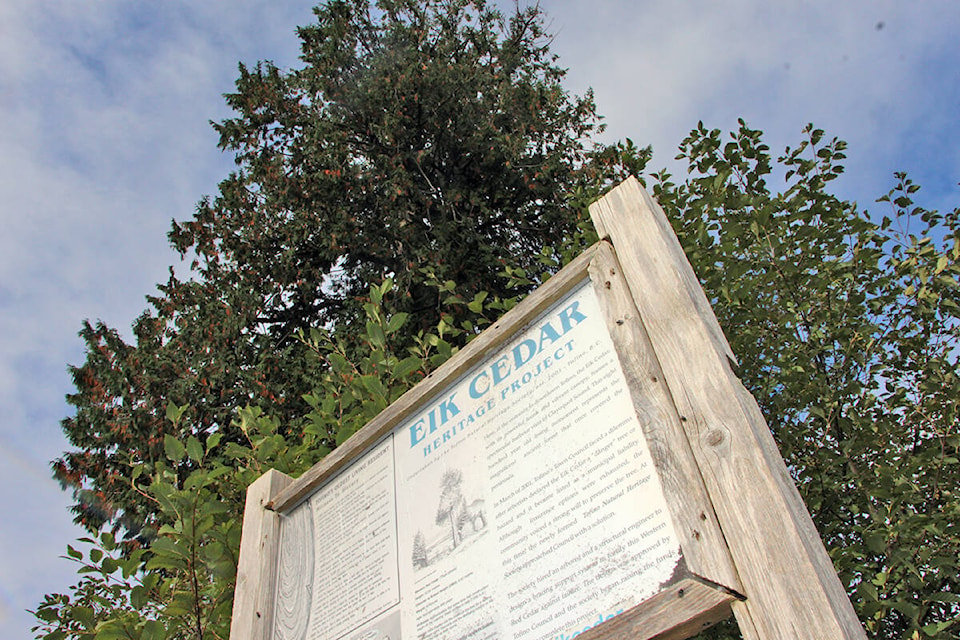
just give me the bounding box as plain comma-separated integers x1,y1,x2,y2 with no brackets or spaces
654,121,959,638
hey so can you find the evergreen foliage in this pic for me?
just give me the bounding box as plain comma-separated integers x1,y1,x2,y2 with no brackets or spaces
54,0,627,536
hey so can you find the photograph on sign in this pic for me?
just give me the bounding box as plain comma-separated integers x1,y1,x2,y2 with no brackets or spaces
271,279,683,640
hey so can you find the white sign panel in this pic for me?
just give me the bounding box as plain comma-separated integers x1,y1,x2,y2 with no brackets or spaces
273,280,681,640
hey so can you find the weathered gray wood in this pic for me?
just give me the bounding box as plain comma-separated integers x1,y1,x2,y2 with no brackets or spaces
588,242,741,593
590,179,737,370
270,243,600,514
576,577,738,640
231,469,294,640
589,177,865,639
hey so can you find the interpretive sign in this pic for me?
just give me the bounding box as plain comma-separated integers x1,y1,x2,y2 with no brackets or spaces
273,281,683,640
232,179,866,640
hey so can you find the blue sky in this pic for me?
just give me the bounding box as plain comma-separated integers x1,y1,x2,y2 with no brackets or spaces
1,1,957,637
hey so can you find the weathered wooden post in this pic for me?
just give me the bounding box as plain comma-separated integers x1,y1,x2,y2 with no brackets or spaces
589,177,865,639
230,469,292,640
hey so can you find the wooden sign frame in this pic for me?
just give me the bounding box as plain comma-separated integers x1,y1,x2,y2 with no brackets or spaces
231,178,865,640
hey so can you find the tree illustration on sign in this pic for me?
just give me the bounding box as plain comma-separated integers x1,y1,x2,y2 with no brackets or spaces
436,469,464,549
412,530,428,569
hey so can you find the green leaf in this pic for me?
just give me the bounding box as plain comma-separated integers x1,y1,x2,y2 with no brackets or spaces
185,436,204,463
922,621,952,636
130,585,148,610
336,424,358,446
380,277,394,296
35,607,60,623
386,312,408,334
100,531,115,550
864,531,887,554
142,620,166,640
366,320,386,348
223,442,251,460
165,402,187,425
935,255,949,274
327,351,351,375
120,556,140,579
73,606,94,629
93,618,132,640
163,435,185,462
928,592,960,603
360,375,387,399
392,356,423,380
467,291,488,313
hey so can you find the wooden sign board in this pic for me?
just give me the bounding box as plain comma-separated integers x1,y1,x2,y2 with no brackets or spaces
231,178,866,640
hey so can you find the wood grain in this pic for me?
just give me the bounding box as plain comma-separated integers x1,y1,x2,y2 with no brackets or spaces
589,177,865,639
230,469,294,640
575,576,738,640
272,502,314,640
588,242,741,593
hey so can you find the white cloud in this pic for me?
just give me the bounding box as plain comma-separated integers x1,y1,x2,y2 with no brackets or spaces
1,1,958,637
0,3,316,636
551,0,960,205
